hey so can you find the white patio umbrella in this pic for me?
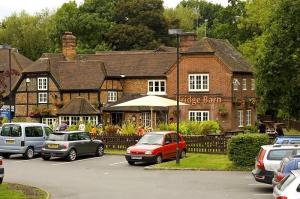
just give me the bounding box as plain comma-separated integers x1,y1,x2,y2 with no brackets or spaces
113,95,188,129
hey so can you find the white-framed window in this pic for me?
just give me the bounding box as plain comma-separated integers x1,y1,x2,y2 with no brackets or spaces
189,74,209,92
148,80,166,95
238,110,243,127
251,79,255,90
141,112,151,127
83,116,98,125
70,116,80,125
242,79,247,90
38,92,47,104
189,111,209,122
37,77,47,91
108,91,117,102
59,116,98,126
233,78,240,91
42,118,57,126
246,110,251,126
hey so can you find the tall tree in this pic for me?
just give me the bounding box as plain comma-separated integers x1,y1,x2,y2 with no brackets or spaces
255,0,300,118
0,11,54,60
107,0,168,50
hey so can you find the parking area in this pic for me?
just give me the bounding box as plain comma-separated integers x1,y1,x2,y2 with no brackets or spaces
3,155,273,199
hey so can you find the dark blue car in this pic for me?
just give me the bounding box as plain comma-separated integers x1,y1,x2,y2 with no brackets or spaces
272,155,300,186
274,136,300,144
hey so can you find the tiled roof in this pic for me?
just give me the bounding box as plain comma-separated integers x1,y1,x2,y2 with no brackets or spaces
183,37,252,73
0,49,33,96
57,97,100,115
83,51,177,77
24,54,106,90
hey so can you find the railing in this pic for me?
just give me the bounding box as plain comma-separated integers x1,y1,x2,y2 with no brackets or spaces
92,134,231,154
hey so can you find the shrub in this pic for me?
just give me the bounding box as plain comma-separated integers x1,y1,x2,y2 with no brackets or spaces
243,126,259,134
104,125,120,135
227,133,269,167
121,122,136,135
155,120,221,135
67,124,79,131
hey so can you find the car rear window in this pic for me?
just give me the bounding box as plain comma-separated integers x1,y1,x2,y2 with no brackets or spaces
25,126,43,137
1,125,22,137
48,133,67,141
267,149,294,160
277,173,296,191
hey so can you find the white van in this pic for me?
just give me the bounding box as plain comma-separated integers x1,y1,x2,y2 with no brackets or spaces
0,123,53,159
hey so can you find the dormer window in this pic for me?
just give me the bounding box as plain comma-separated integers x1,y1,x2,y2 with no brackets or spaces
148,80,166,95
38,77,47,90
233,78,240,91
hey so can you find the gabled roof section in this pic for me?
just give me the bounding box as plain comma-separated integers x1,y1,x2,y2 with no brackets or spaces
182,37,252,73
83,51,177,77
23,53,106,90
57,97,100,115
0,49,33,96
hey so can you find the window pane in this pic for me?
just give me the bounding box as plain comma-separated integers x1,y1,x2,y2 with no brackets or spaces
190,76,195,90
203,75,208,90
161,81,165,92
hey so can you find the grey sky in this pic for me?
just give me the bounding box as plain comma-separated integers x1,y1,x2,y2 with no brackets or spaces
0,0,228,20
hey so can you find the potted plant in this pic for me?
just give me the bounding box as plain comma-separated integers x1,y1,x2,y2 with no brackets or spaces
218,104,228,117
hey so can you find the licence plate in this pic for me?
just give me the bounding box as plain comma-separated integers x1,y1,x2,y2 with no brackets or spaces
131,156,142,160
6,140,15,144
48,144,59,149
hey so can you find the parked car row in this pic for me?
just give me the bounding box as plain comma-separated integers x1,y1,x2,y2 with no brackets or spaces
0,123,105,162
252,136,300,199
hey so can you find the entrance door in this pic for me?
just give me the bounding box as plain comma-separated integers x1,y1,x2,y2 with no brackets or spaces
111,112,123,125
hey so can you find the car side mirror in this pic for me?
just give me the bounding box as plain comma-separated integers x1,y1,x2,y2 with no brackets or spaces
165,140,171,145
135,140,139,143
297,184,300,192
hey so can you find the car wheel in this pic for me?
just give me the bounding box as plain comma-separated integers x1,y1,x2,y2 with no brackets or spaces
95,145,104,157
0,177,3,184
180,150,186,159
2,153,10,159
23,147,34,159
156,154,162,164
67,149,77,161
41,155,51,161
128,161,135,165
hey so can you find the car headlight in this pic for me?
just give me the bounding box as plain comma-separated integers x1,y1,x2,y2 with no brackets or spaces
127,148,131,154
145,150,152,155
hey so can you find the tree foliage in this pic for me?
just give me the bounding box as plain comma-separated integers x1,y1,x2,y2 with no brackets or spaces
255,0,300,119
0,11,54,60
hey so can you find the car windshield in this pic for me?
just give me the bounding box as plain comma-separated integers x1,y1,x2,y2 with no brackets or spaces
277,173,296,191
48,133,67,141
137,134,164,145
1,124,22,137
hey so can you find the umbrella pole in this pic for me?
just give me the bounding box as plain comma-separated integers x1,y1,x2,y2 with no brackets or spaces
151,107,153,130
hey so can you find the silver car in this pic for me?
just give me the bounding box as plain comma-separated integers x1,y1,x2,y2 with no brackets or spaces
41,131,104,161
0,123,52,159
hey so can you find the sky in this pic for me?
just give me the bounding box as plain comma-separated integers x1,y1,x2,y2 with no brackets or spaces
0,0,228,20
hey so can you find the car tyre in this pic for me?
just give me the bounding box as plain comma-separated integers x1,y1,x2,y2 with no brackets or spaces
67,149,77,161
0,177,3,184
2,153,10,159
95,145,104,157
41,155,51,161
23,147,34,159
180,150,186,159
128,161,135,165
156,154,162,164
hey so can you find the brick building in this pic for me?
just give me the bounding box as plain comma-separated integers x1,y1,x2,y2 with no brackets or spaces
13,32,256,131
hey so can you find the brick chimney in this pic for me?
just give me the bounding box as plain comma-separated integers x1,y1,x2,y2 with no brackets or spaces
180,32,197,52
62,32,76,60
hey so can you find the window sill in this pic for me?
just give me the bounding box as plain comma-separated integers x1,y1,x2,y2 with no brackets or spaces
147,92,167,96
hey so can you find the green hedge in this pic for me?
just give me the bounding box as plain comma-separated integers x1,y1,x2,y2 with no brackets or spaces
156,120,221,135
227,133,269,167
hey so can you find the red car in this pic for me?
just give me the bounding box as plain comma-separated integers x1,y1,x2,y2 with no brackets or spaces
125,131,187,165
